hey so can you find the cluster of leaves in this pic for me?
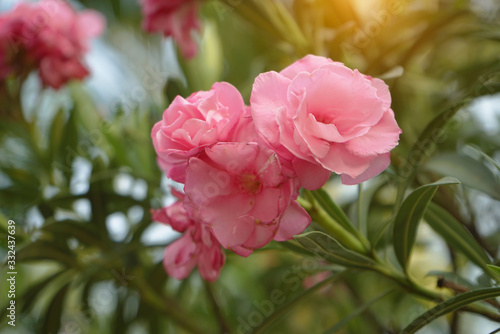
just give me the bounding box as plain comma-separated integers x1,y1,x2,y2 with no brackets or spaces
1,0,500,333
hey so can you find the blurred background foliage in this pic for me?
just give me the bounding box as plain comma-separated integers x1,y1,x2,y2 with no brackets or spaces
1,0,500,333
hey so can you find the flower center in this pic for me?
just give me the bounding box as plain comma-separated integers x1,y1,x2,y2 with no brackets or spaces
311,108,337,124
239,174,262,195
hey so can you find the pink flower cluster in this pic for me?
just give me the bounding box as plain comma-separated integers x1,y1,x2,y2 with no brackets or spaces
152,55,402,281
0,0,104,89
140,0,201,59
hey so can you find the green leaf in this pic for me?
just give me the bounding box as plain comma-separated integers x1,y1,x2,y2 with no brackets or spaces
48,109,67,163
357,177,387,236
487,265,500,283
464,145,500,173
396,101,468,208
308,189,359,237
425,203,495,280
41,281,70,334
21,270,66,313
164,78,189,102
393,177,460,270
294,231,376,269
424,153,500,200
324,288,395,334
401,287,500,334
42,219,104,248
426,271,475,289
17,240,76,267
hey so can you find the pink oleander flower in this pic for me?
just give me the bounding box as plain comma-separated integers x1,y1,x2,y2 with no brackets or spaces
251,55,402,188
0,0,105,89
184,142,311,256
152,192,225,281
152,82,248,183
140,0,201,58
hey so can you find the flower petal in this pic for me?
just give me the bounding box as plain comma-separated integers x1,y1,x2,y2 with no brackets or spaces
341,153,391,185
292,158,331,190
274,201,311,241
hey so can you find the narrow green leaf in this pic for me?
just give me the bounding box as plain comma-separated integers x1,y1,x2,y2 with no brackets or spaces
425,204,490,264
112,295,127,334
426,271,475,289
324,288,395,334
465,145,500,172
425,153,500,200
393,177,460,270
309,189,359,237
279,240,317,257
396,101,468,208
401,287,500,334
42,219,104,247
21,270,66,313
487,265,500,282
165,78,189,101
425,203,494,279
295,231,376,269
17,240,76,267
358,177,387,236
48,109,66,163
41,281,70,334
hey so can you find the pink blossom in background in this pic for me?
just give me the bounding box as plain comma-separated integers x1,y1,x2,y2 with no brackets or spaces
0,0,105,89
184,142,311,257
140,0,201,58
151,192,225,281
251,55,402,188
151,82,247,183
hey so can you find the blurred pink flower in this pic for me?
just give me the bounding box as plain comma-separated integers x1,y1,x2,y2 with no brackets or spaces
151,82,248,183
0,0,105,89
140,0,201,58
184,142,311,256
152,193,225,281
302,271,331,290
251,55,402,188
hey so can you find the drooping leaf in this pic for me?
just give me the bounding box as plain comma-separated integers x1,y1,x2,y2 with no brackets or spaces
295,231,376,269
396,101,468,208
424,152,500,200
17,240,76,267
41,281,71,334
48,109,67,164
20,270,66,313
42,219,104,248
425,203,496,281
426,271,476,290
401,287,500,334
357,176,387,236
464,145,500,173
487,265,500,283
393,177,460,270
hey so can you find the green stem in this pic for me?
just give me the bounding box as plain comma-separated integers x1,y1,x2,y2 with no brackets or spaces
309,204,367,255
371,260,500,322
357,183,365,233
304,189,370,255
